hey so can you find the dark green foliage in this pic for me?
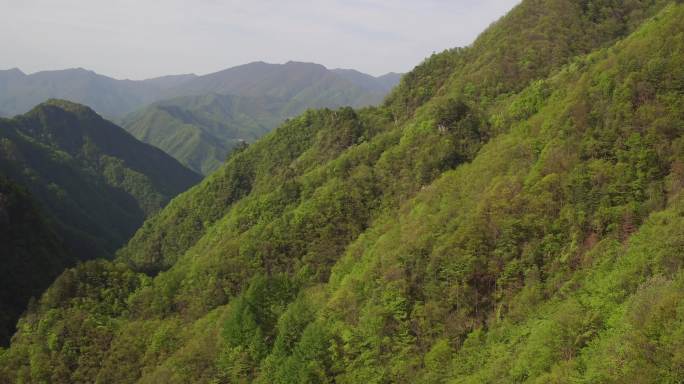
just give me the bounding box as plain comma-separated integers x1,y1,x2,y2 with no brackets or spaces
217,275,299,382
0,99,201,259
1,1,683,383
0,100,198,347
0,177,73,346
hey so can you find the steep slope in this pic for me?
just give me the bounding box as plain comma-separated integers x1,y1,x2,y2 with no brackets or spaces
315,7,684,381
0,99,201,259
0,1,679,383
0,177,74,346
385,0,673,120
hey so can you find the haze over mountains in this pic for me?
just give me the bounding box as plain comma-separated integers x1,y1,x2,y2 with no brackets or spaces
0,67,185,118
121,93,282,175
0,61,402,174
0,62,400,119
119,62,402,174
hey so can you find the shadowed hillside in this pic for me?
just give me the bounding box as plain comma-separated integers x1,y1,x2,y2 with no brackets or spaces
0,99,201,259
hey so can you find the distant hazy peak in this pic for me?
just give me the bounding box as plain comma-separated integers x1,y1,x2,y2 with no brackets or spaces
0,67,25,76
284,60,328,68
32,67,100,77
143,73,197,81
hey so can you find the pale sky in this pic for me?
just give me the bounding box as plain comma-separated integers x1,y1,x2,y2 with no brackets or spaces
0,0,520,80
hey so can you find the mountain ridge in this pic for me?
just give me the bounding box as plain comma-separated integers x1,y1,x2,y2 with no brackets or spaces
0,62,402,119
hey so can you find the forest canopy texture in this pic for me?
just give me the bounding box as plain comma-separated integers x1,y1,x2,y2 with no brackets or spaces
1,1,684,383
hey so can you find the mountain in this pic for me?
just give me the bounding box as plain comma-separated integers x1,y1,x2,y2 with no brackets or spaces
0,99,201,261
0,177,74,346
0,99,200,345
0,63,400,120
1,1,682,383
121,62,403,175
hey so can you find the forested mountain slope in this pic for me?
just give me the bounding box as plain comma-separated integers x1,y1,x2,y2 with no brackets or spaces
0,99,201,260
1,1,682,383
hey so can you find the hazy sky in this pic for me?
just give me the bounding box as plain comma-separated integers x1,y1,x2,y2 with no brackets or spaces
0,0,520,80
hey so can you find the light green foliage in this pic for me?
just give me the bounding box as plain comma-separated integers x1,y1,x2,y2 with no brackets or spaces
1,1,683,383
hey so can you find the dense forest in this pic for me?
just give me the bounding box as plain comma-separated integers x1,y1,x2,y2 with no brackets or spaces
1,0,684,383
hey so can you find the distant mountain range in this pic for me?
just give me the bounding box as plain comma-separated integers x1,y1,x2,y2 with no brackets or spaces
0,67,186,118
0,62,402,174
0,62,400,119
168,62,400,111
